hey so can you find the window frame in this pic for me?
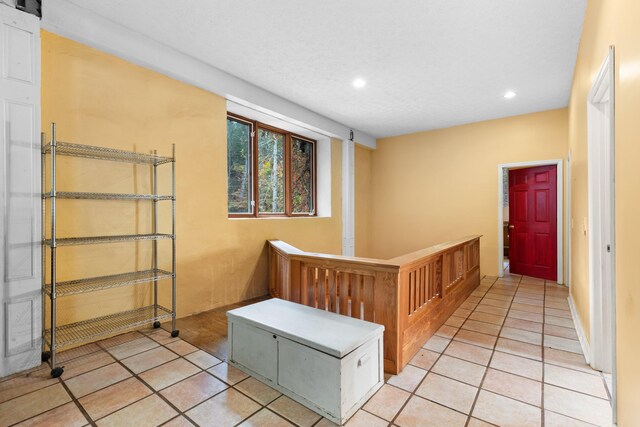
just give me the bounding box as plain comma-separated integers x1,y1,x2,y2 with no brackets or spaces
227,113,317,218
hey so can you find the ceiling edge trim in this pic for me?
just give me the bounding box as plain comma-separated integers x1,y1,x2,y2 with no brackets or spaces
40,0,376,149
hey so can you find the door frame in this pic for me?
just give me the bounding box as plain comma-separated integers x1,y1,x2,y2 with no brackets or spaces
497,159,563,283
587,46,616,420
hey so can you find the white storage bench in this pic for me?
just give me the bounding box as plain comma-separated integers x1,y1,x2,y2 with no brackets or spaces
227,298,384,425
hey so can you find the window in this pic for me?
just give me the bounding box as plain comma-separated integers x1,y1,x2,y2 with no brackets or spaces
227,114,316,217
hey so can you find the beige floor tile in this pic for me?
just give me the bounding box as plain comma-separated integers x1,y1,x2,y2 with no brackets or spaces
453,329,497,349
467,294,484,302
511,302,544,314
98,332,143,349
474,304,509,316
107,337,159,360
268,395,321,427
57,343,102,363
460,301,478,311
509,309,544,323
495,338,542,361
517,291,544,300
431,354,486,386
422,335,451,353
61,351,116,380
239,408,293,426
444,341,493,365
513,297,544,307
544,348,595,374
545,315,574,328
363,384,410,421
235,377,281,405
452,308,473,319
543,384,611,426
121,346,178,374
166,339,199,356
545,300,570,311
503,317,543,333
500,327,542,345
467,417,495,427
490,351,542,381
345,410,388,427
0,367,58,403
187,388,260,427
416,372,477,414
410,351,439,374
544,324,579,340
315,417,339,426
79,377,151,420
446,315,467,327
386,364,427,392
0,383,72,426
145,328,181,345
482,368,541,406
544,364,608,399
96,394,177,427
139,358,200,391
163,416,195,427
395,395,467,427
208,362,249,385
544,335,583,354
544,410,596,426
435,324,459,339
184,350,222,370
461,319,501,336
482,293,513,303
161,371,228,411
472,390,541,427
65,363,131,398
14,402,87,427
467,311,505,326
546,308,572,319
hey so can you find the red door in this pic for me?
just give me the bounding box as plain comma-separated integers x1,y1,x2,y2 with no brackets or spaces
508,165,557,281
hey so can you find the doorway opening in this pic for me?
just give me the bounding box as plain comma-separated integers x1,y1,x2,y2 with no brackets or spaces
497,160,563,283
587,46,616,421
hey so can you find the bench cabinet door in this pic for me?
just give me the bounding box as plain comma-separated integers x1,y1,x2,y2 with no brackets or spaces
229,322,278,383
277,337,340,417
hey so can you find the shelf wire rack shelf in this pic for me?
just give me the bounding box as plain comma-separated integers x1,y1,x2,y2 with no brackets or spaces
43,192,174,201
42,141,174,165
43,305,173,350
44,269,173,297
43,233,173,247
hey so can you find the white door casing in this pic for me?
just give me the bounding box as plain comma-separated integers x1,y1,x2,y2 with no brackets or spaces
342,139,354,256
587,46,616,423
0,4,41,377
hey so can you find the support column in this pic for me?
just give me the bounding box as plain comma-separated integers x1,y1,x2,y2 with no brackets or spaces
342,139,355,256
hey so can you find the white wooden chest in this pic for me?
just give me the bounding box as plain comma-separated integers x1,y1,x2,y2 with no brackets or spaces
227,298,384,425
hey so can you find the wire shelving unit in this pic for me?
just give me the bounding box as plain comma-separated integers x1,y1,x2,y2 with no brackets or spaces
41,123,178,378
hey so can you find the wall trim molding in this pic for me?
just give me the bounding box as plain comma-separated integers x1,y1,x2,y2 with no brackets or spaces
568,294,590,364
41,0,376,149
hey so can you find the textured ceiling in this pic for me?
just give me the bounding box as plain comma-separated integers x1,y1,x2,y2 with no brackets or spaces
65,0,586,138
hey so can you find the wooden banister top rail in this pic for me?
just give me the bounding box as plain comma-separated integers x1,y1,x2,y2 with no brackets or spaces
269,235,482,270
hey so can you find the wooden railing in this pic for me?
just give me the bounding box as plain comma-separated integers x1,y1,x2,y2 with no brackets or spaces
268,236,481,374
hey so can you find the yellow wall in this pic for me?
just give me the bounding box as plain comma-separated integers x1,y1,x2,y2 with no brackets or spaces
368,109,568,277
568,0,640,423
41,31,343,324
355,145,372,257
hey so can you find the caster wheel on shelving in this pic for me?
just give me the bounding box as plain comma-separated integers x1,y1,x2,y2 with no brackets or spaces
41,351,51,362
171,330,179,338
153,321,161,329
51,367,64,378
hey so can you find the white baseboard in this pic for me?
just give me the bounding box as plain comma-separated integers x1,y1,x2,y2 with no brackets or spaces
567,295,590,363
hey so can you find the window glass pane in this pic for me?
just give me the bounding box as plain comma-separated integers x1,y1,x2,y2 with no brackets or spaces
257,128,285,214
291,138,314,214
227,118,252,214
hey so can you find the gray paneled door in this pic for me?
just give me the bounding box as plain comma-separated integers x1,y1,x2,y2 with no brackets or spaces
0,4,41,377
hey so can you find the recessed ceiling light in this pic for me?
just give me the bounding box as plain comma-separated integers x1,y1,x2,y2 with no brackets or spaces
353,78,366,89
504,91,517,99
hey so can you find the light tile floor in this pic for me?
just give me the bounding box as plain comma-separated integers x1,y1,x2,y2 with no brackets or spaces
0,273,612,426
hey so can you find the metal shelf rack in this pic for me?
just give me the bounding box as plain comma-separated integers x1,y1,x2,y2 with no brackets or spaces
41,123,178,378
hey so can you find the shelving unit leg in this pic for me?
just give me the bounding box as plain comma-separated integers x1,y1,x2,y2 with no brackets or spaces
40,133,50,363
171,144,178,338
152,151,159,328
49,123,63,378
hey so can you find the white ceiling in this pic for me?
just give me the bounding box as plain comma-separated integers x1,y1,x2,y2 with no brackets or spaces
65,0,586,138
